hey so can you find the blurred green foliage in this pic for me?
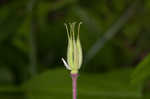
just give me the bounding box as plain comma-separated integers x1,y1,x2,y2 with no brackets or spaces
132,54,150,84
0,0,150,98
23,68,141,99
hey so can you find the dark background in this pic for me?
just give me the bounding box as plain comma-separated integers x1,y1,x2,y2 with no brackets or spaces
0,0,150,99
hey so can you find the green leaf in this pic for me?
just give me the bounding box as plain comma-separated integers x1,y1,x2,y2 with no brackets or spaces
132,54,150,85
22,68,141,99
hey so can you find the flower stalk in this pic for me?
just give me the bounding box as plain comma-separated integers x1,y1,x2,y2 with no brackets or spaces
62,22,83,99
71,73,78,99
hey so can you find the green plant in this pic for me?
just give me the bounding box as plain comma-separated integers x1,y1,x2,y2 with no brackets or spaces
62,22,83,99
132,54,150,85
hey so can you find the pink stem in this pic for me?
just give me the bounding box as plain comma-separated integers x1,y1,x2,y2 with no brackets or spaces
71,74,78,99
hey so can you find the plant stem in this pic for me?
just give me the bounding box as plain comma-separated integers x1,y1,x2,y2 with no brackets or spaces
71,73,78,99
27,0,38,76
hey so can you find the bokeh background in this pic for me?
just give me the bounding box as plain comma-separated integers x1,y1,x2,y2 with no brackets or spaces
0,0,150,99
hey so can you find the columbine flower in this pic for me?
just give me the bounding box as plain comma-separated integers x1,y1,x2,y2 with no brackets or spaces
62,22,83,74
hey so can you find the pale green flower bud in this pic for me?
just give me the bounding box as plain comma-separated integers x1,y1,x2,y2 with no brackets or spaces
62,22,83,74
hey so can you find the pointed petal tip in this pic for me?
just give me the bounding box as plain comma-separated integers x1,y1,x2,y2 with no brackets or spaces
62,58,71,70
64,23,67,26
79,22,83,24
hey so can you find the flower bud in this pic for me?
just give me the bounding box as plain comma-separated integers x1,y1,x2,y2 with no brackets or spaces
62,22,83,74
